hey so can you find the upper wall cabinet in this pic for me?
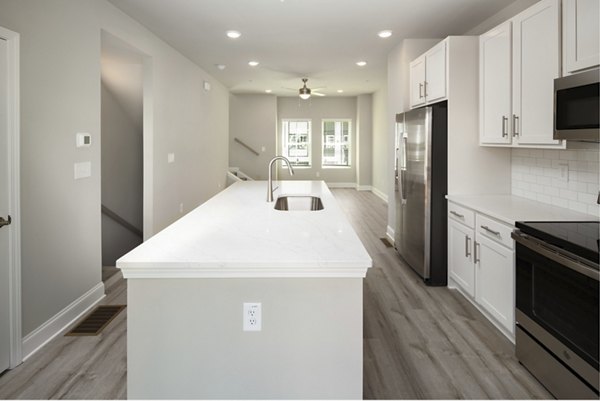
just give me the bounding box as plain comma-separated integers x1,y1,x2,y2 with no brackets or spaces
409,40,447,109
563,0,600,75
479,0,565,148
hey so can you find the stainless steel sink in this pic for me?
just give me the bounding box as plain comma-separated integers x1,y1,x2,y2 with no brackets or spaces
274,196,324,211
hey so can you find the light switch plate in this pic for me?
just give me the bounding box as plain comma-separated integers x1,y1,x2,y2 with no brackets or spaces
168,153,175,163
74,161,91,180
203,81,211,91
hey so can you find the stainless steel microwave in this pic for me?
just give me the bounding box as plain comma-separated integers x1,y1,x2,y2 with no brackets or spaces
554,69,600,142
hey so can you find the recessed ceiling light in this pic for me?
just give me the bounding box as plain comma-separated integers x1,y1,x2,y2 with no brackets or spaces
226,30,241,39
265,89,272,93
248,61,259,67
337,89,344,93
356,61,367,67
378,30,393,38
215,64,226,70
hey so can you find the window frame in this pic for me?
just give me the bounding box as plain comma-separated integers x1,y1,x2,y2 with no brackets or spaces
321,118,352,168
281,119,312,168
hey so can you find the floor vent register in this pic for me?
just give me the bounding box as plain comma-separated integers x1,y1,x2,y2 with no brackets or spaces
65,305,126,336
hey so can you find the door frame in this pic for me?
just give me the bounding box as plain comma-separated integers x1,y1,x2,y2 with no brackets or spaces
0,25,22,369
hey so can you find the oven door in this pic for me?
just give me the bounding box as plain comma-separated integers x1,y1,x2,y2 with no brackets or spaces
513,231,599,391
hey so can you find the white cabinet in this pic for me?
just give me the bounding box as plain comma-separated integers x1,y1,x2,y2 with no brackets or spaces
448,219,475,297
563,0,600,74
409,40,447,108
475,233,515,334
479,0,564,148
447,202,515,340
480,22,512,145
409,57,426,108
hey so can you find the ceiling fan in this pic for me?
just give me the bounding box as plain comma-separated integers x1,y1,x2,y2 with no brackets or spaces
284,78,326,99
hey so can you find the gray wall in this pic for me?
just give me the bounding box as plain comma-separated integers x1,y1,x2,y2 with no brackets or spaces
0,0,229,336
277,97,358,184
371,88,388,197
229,94,277,180
101,83,143,267
356,94,373,188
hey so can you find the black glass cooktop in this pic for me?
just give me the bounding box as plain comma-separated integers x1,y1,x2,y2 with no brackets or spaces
516,221,599,264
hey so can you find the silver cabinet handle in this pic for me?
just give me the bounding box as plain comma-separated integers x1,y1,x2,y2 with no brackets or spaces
465,235,471,257
0,215,11,229
418,83,424,99
474,241,480,263
399,136,408,201
450,211,464,218
502,116,508,137
481,225,500,236
512,114,519,137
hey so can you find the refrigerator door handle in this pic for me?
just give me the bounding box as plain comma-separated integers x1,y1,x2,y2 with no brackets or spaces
400,135,408,201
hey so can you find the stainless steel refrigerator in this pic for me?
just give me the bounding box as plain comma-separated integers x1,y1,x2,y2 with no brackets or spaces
394,102,447,286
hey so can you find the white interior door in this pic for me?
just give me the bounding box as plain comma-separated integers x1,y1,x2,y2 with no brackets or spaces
0,37,10,373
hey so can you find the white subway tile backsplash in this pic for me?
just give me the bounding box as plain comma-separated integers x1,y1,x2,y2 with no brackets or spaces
511,146,599,216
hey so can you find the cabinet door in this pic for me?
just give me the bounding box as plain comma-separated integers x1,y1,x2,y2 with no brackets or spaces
563,0,600,74
480,21,512,144
475,234,515,335
425,41,447,104
513,0,562,146
448,219,475,297
409,57,426,108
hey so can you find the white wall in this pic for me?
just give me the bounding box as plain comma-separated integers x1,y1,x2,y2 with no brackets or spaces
101,83,143,266
277,97,358,184
229,94,277,180
512,144,600,216
0,0,229,337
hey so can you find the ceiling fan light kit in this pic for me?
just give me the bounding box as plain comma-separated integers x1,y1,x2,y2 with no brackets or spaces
299,78,311,100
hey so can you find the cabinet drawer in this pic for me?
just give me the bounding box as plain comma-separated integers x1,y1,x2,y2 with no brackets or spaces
448,203,475,228
476,214,513,249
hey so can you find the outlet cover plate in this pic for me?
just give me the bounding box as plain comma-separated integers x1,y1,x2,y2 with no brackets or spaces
243,302,261,332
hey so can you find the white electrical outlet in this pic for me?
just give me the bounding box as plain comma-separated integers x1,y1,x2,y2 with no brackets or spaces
243,302,261,331
179,203,184,213
316,171,320,178
168,153,175,163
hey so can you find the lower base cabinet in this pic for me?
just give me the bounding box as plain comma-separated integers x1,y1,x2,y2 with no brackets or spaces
475,234,515,334
448,202,515,341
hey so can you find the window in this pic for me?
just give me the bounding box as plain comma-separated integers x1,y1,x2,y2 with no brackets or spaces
282,119,311,167
322,119,351,167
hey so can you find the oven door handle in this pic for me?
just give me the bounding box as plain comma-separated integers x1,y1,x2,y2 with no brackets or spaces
512,230,599,281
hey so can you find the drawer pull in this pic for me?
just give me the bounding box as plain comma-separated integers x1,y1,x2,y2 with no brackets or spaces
450,211,464,218
481,225,500,236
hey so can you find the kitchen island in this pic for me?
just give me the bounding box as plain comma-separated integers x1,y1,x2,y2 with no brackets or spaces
117,180,372,399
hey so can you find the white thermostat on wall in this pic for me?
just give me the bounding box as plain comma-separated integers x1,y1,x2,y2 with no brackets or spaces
203,80,211,91
76,132,91,148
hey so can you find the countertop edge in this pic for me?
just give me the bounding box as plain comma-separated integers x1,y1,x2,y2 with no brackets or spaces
446,194,597,225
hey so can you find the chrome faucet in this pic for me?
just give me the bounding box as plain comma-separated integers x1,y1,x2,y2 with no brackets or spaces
267,156,294,202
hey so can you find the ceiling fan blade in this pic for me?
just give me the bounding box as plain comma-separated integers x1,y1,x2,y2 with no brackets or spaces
313,92,326,97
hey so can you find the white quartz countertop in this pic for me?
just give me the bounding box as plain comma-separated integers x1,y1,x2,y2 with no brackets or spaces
117,181,372,278
446,194,598,225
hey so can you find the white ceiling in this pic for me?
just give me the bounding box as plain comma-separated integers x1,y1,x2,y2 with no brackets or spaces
108,0,516,97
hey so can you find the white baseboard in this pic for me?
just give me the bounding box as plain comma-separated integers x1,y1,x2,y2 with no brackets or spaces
356,185,372,191
386,225,395,245
371,186,388,203
326,182,357,189
22,282,105,361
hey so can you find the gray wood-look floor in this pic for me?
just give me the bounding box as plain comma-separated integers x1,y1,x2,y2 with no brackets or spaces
0,189,551,399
